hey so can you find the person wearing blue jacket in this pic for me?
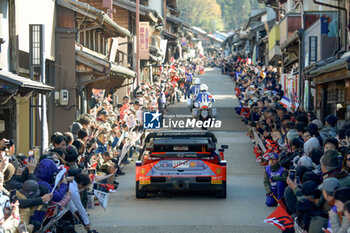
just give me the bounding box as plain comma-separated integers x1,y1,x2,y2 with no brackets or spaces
32,159,68,225
194,84,215,104
184,73,192,99
190,79,201,96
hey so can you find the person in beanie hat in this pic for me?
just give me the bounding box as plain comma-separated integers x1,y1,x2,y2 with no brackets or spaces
320,150,350,187
295,198,328,233
301,181,322,200
70,122,82,139
321,115,337,138
16,180,53,233
263,152,288,206
65,145,81,177
329,187,350,233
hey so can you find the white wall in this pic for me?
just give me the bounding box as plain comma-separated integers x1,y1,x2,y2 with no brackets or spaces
148,0,163,16
285,0,336,13
16,0,55,60
0,0,9,71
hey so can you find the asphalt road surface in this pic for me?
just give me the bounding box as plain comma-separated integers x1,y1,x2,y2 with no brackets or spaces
84,68,279,233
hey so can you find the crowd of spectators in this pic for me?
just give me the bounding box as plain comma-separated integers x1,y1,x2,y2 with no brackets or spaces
227,57,350,233
0,57,204,232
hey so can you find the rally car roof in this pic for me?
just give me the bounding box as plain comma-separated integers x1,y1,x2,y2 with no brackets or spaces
144,130,217,143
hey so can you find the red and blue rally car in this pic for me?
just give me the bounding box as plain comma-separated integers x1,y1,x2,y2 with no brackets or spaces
135,130,228,198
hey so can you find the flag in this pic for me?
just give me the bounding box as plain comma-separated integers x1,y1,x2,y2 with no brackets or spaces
256,156,262,163
93,189,109,210
280,96,291,108
240,107,250,118
90,162,98,169
266,139,279,150
51,166,67,194
262,148,272,160
264,206,294,231
92,89,105,102
89,174,96,182
235,87,241,96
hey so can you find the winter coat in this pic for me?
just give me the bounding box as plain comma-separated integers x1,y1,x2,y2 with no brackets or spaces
330,211,350,233
308,215,328,233
327,170,350,188
16,191,35,233
35,159,68,202
4,169,36,191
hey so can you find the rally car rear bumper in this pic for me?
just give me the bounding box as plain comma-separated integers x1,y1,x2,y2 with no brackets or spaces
138,177,225,192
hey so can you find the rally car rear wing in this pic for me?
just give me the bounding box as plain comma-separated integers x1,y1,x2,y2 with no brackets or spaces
148,151,217,158
144,130,218,143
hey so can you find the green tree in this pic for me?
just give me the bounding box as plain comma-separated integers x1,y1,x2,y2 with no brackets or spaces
217,0,264,30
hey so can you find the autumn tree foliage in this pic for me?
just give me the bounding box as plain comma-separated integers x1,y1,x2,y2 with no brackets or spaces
178,0,264,31
177,0,224,32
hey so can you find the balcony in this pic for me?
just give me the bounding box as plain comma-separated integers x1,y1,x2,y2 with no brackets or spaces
268,25,281,62
279,13,301,46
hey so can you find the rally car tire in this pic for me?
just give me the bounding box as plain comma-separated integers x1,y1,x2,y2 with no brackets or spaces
215,181,227,198
136,181,147,198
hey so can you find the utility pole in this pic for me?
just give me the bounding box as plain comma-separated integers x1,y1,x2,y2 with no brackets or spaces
294,1,304,110
136,0,140,87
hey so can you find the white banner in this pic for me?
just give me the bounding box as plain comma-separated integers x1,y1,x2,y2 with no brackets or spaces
93,189,109,210
253,128,266,153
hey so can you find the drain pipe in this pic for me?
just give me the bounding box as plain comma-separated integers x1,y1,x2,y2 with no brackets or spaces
313,0,347,52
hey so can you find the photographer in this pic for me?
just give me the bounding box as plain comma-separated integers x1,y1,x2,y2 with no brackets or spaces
0,172,19,233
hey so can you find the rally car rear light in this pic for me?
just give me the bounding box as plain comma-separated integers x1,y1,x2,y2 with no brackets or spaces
196,177,211,182
142,155,161,165
136,161,142,167
151,177,166,183
202,105,208,109
219,160,227,166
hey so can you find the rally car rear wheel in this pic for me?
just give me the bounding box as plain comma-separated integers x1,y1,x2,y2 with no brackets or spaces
136,181,147,198
215,181,227,199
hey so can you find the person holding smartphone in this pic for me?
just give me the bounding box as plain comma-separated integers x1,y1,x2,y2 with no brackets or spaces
263,152,288,206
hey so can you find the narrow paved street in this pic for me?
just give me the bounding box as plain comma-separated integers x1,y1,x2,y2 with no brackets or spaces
86,68,279,233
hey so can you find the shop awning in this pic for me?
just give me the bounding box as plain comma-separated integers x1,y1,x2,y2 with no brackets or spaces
280,30,299,50
57,0,131,37
110,63,136,79
0,71,53,96
113,0,164,25
306,55,350,84
75,44,135,82
166,16,190,28
162,31,178,40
